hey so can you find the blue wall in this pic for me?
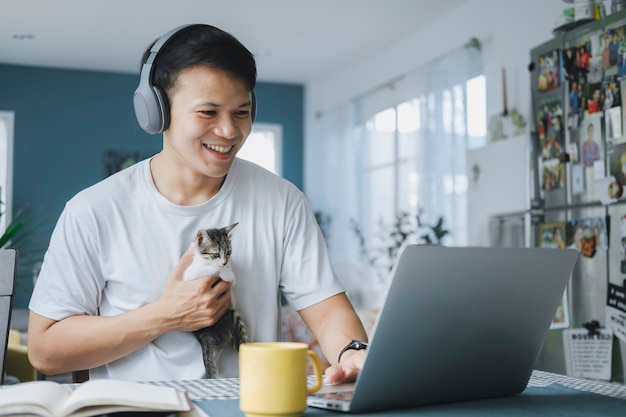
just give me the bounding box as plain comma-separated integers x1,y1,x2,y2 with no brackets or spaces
0,64,303,306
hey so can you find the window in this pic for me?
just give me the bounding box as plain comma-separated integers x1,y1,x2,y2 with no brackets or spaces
0,111,14,232
466,75,487,148
360,74,486,249
308,45,484,274
238,123,283,176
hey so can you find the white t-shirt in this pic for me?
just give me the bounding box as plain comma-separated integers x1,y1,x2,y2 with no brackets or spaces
29,157,344,381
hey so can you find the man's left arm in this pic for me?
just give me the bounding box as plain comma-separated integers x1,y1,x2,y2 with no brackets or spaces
298,293,368,384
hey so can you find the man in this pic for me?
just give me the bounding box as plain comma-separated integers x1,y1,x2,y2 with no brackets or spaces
582,122,600,168
27,24,367,383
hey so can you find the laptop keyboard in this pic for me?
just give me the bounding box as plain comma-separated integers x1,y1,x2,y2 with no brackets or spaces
311,390,354,401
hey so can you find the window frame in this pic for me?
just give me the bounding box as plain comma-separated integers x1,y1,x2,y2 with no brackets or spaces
238,123,283,176
0,111,15,231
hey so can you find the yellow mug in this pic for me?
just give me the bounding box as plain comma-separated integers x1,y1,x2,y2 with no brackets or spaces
239,342,323,417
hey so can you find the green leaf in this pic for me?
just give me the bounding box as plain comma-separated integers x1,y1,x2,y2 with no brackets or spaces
1,202,53,296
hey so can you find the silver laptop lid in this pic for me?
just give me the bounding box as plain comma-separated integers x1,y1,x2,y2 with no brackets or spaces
346,245,578,412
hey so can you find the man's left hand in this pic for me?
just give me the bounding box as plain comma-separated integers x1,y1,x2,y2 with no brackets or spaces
323,349,366,385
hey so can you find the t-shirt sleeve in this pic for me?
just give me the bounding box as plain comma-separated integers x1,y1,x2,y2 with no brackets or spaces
279,192,345,311
29,199,105,320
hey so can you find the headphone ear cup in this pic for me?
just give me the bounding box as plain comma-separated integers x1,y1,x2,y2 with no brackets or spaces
134,25,194,134
153,86,170,132
133,82,168,134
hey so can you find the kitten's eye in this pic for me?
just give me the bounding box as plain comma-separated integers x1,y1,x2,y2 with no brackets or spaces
226,250,232,256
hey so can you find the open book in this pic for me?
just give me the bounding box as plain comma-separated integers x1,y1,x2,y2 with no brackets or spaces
0,379,192,417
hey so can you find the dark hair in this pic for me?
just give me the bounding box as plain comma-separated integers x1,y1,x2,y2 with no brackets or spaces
141,24,256,98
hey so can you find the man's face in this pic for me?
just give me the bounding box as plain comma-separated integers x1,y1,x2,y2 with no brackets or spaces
163,64,254,179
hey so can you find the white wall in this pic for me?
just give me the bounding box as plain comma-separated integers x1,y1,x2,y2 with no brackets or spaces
304,0,565,205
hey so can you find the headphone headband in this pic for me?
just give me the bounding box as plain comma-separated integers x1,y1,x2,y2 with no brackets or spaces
150,24,193,56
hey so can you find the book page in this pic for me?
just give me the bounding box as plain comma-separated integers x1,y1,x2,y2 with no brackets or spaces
0,380,71,417
62,380,191,417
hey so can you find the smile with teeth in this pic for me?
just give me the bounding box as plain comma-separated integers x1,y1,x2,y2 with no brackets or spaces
204,144,234,154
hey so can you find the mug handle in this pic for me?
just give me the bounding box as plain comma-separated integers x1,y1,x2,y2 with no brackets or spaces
307,349,323,394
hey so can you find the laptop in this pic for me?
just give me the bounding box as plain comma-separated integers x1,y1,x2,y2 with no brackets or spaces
307,245,579,413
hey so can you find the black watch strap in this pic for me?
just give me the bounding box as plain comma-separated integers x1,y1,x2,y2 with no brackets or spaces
338,339,368,363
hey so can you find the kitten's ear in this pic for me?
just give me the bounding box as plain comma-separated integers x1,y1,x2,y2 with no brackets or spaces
196,229,207,245
224,222,239,237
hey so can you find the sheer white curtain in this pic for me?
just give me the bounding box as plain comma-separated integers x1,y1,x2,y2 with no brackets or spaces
309,45,483,295
308,104,361,263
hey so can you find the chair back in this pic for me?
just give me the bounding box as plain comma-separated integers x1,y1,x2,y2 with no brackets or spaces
0,249,18,385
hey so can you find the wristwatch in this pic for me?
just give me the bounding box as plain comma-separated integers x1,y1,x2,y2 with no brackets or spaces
338,339,368,363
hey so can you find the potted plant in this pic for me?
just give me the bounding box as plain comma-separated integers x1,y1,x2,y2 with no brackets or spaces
0,200,50,294
350,210,449,279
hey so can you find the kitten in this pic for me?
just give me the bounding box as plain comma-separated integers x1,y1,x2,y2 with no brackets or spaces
183,223,248,378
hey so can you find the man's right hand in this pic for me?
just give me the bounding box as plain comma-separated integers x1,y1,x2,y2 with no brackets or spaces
155,250,232,332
